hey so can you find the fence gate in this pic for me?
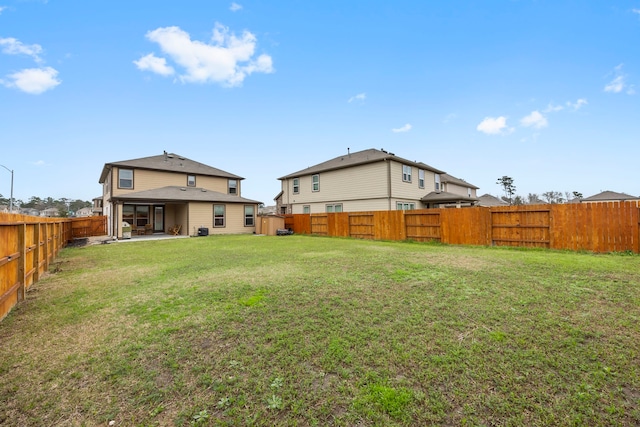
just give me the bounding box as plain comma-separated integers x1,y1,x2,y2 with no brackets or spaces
491,207,551,248
349,214,374,239
310,214,328,236
405,211,441,242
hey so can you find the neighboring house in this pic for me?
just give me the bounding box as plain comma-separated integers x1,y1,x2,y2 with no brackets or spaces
40,207,60,217
477,194,509,207
98,152,261,239
75,207,93,217
580,190,639,203
92,197,104,216
276,148,479,214
20,208,41,216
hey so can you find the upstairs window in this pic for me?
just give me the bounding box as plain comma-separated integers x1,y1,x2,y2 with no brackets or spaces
402,165,412,182
312,174,320,192
244,205,255,227
435,174,441,192
418,169,425,188
187,174,196,187
118,169,133,189
228,179,237,195
293,178,300,194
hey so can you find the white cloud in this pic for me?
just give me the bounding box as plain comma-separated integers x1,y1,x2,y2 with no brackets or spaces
137,23,274,87
567,98,588,110
133,53,175,76
476,116,511,135
348,92,366,103
392,123,412,133
32,160,46,166
604,64,634,94
633,8,640,17
230,2,242,12
0,6,6,14
2,67,61,94
520,110,548,129
0,37,43,62
543,103,564,113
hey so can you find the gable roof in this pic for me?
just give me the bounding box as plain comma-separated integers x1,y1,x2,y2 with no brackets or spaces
109,186,261,204
421,191,478,203
278,148,445,180
441,173,479,190
99,152,243,183
581,190,639,202
477,193,509,207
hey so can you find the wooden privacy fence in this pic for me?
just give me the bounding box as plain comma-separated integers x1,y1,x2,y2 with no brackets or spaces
284,201,640,254
0,213,107,322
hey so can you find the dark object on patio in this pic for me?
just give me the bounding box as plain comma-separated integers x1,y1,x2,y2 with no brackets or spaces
276,228,294,236
198,227,209,236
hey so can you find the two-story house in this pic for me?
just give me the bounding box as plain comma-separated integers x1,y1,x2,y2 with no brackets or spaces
99,152,261,238
276,148,478,214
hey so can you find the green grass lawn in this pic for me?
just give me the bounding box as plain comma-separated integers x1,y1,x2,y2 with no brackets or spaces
1,235,639,426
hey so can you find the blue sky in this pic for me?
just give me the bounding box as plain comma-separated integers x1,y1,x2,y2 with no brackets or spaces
1,1,639,205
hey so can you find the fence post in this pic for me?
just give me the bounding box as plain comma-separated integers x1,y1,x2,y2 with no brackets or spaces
17,223,26,302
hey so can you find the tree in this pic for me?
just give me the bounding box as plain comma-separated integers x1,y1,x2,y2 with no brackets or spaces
496,176,516,205
541,191,564,204
572,191,583,200
526,193,543,205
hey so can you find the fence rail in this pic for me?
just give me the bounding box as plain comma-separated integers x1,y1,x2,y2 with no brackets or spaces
285,201,640,254
0,213,107,322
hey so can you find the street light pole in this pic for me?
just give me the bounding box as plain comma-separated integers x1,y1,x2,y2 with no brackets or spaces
0,164,14,213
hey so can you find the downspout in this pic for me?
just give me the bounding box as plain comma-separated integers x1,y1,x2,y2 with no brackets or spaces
386,159,392,210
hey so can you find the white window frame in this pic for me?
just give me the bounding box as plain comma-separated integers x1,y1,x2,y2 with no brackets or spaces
312,174,320,192
302,205,310,214
293,178,300,194
326,203,342,213
402,165,412,183
118,169,133,189
187,174,196,187
435,174,441,192
396,202,416,210
418,169,425,188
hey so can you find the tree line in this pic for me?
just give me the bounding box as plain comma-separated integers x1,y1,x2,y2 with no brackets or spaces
0,195,92,217
496,176,583,206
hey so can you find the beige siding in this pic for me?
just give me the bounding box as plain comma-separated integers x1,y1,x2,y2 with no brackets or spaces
444,183,477,198
111,168,233,197
389,161,436,199
188,202,257,235
292,198,392,214
282,160,444,213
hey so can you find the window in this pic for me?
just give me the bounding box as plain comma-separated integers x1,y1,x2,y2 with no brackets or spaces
187,174,196,187
468,188,472,197
228,179,237,195
326,204,343,213
402,165,412,182
214,204,225,227
122,205,134,225
118,169,133,189
418,169,425,188
244,205,255,227
312,174,320,192
293,178,300,194
396,202,416,210
303,205,310,214
435,174,441,192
